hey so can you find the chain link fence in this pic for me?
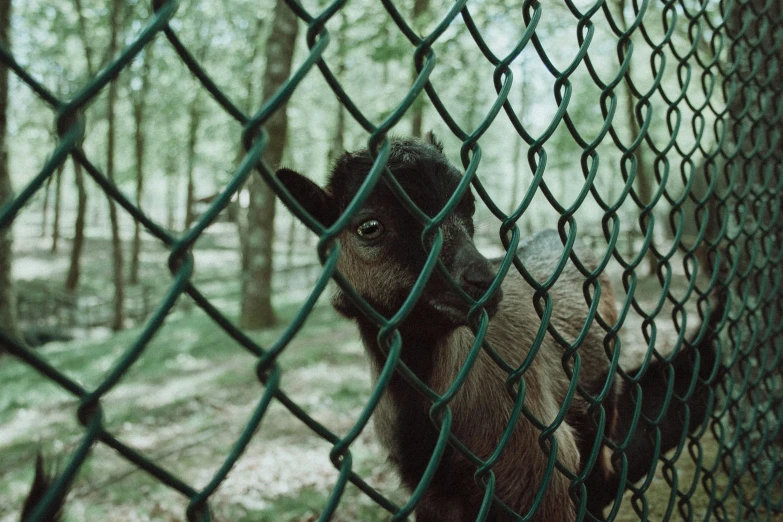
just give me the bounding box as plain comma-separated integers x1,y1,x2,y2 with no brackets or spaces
1,0,782,520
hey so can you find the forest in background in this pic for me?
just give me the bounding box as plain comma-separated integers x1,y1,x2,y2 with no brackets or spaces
3,0,779,520
0,0,724,339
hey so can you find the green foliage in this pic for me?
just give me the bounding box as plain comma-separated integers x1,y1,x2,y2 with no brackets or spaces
2,0,782,520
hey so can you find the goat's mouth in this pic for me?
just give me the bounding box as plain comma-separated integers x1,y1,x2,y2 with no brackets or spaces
427,288,503,326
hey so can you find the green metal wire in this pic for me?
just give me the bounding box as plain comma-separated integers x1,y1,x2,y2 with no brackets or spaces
1,0,781,520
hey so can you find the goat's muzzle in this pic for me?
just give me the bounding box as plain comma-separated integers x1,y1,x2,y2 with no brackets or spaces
430,239,504,325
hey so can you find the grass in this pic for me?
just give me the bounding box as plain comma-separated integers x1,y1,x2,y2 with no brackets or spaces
3,222,781,521
0,297,406,522
4,296,781,521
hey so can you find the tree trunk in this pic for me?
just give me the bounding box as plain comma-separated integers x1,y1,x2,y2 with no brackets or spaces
74,0,94,75
50,162,63,253
166,152,178,231
184,94,200,229
65,165,88,293
65,158,86,292
106,0,125,331
625,92,656,274
0,0,19,348
618,0,657,275
410,97,424,139
129,98,144,284
510,129,523,216
285,213,297,268
66,0,94,295
239,0,299,329
510,58,532,233
234,19,263,274
327,10,348,165
41,172,51,237
235,143,250,274
329,101,346,166
408,0,430,138
129,49,152,285
235,152,250,274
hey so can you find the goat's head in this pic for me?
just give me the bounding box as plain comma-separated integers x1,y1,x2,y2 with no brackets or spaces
277,135,503,331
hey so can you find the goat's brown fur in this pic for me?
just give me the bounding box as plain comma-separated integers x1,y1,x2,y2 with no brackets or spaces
278,136,622,521
278,135,724,521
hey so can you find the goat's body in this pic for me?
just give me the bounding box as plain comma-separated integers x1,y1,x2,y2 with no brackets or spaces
277,136,720,521
362,230,619,522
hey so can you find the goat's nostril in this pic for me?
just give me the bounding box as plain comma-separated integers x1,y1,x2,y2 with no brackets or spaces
451,242,498,299
461,265,496,295
465,278,493,293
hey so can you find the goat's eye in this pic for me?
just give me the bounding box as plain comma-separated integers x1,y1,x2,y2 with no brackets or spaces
357,220,384,240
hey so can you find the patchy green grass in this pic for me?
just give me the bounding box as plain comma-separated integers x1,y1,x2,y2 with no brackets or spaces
2,291,781,521
0,299,404,522
609,429,783,522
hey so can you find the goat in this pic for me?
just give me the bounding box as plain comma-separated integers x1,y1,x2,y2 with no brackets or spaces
20,455,64,522
278,134,723,521
279,135,622,521
584,297,724,514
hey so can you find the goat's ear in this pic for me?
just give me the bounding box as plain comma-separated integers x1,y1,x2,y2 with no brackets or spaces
425,131,444,152
277,168,338,226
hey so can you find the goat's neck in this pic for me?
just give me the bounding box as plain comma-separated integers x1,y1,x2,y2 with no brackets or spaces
354,317,456,389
